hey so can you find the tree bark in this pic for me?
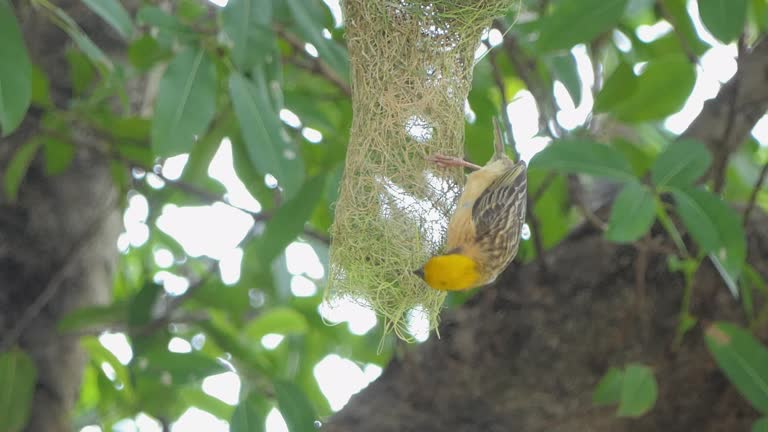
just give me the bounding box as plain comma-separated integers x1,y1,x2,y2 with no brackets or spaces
326,38,768,432
0,1,139,430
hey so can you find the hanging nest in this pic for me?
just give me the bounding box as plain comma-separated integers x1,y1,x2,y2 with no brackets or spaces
327,0,515,341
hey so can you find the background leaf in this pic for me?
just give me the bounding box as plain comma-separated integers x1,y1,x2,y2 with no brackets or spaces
0,349,37,432
670,186,746,294
529,139,636,182
81,0,134,39
605,181,656,243
617,364,657,417
274,380,317,432
222,0,273,69
651,139,712,188
0,0,32,135
548,53,582,106
698,0,748,43
536,0,629,52
285,0,349,82
229,71,304,199
753,418,768,432
151,48,217,156
3,138,41,203
245,307,310,340
593,367,623,405
230,393,269,432
611,56,696,123
255,176,325,263
706,322,768,414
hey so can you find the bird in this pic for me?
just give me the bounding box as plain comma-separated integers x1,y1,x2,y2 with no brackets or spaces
414,118,527,291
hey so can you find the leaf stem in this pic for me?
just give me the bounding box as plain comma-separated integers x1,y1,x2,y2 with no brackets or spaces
654,195,688,258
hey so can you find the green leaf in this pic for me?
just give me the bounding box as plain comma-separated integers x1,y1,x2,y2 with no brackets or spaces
753,418,768,432
229,71,304,199
151,47,217,156
128,282,162,328
3,138,41,203
670,186,746,294
285,0,349,82
137,6,188,33
651,139,712,188
230,393,269,432
43,138,76,175
257,177,325,263
536,0,629,52
81,337,132,392
549,52,582,106
0,0,32,136
66,49,95,95
706,322,768,414
698,0,748,43
245,307,310,340
58,303,126,332
81,0,134,39
52,6,112,69
0,349,37,432
128,35,171,70
529,139,636,182
274,380,317,432
526,169,571,249
30,65,52,108
663,0,710,56
617,364,657,417
177,0,208,21
612,138,656,177
612,56,696,123
222,0,274,69
143,351,226,385
752,0,768,32
593,367,623,405
595,61,637,113
605,181,656,243
181,388,235,420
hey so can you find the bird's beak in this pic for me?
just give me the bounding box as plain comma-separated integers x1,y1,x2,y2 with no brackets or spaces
412,268,424,279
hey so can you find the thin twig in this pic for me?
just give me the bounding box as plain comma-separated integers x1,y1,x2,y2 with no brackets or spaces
530,171,558,203
526,200,549,274
569,175,607,231
743,160,768,224
493,20,560,137
1,198,116,350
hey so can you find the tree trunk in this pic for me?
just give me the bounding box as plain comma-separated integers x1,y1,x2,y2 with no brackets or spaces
0,2,138,430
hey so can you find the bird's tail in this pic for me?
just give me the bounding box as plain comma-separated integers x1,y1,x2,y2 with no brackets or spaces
492,117,506,161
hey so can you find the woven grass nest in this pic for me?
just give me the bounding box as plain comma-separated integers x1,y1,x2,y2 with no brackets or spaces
327,0,515,341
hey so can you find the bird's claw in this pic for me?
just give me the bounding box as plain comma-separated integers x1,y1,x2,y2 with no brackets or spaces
425,154,481,170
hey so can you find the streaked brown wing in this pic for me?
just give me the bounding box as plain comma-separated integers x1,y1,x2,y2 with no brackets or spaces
471,161,527,262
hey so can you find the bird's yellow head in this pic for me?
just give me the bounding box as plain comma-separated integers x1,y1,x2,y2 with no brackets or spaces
414,254,481,291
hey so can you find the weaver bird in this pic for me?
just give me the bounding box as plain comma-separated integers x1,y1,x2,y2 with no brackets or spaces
414,119,527,291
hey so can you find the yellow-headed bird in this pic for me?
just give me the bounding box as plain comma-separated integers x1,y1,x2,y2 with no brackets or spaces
414,119,527,291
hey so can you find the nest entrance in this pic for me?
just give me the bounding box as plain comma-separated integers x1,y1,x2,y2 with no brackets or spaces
328,0,514,341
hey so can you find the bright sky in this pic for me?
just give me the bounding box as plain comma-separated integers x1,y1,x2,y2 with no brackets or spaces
86,0,768,431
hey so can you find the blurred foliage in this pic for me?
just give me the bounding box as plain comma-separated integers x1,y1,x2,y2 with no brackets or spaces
1,0,768,430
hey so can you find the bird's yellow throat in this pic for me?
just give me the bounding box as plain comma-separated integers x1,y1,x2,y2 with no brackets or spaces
421,254,481,291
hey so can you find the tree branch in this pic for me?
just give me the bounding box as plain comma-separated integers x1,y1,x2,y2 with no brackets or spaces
682,37,768,185
743,160,768,224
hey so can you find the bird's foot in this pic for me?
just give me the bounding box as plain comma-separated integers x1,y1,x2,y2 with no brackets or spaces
425,154,481,170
